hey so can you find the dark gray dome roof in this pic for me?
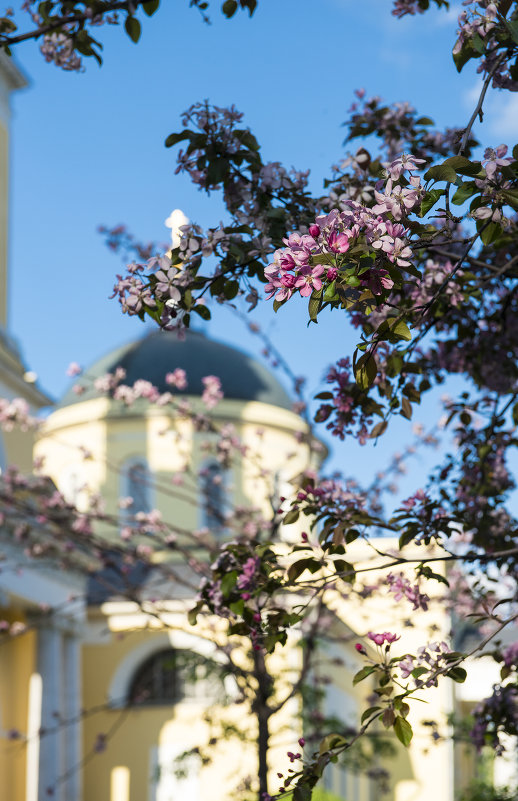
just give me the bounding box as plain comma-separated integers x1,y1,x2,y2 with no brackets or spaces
61,329,293,410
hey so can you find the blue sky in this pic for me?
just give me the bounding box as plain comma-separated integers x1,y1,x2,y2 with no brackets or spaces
6,0,517,491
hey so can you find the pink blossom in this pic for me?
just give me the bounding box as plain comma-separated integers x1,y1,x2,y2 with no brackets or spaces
327,230,351,253
368,631,401,646
295,265,325,297
482,145,513,180
66,362,82,377
201,375,223,409
387,153,426,180
166,368,188,390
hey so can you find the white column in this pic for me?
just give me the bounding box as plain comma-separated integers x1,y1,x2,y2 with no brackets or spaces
63,634,82,801
37,625,63,801
25,673,42,801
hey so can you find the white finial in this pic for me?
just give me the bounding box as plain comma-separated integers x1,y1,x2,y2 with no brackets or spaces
165,209,190,248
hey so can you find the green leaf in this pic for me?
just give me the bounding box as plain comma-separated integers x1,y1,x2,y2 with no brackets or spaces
361,706,381,723
418,565,450,586
442,156,482,177
283,509,300,525
222,0,238,16
288,558,321,581
479,221,501,245
370,420,388,439
512,403,518,426
187,602,202,625
471,32,485,54
220,570,238,598
308,289,322,323
506,19,518,45
142,0,160,15
420,188,444,216
293,785,312,801
124,15,141,43
240,0,258,15
453,39,476,72
451,181,477,206
400,397,413,420
502,189,518,211
411,667,428,679
416,116,434,125
223,279,239,299
273,297,287,313
192,304,211,320
355,352,378,390
229,599,245,616
319,733,348,754
324,280,337,301
353,665,376,686
235,129,260,151
424,163,457,183
382,708,396,728
164,130,192,148
334,559,355,583
391,319,412,341
393,716,413,746
447,667,467,683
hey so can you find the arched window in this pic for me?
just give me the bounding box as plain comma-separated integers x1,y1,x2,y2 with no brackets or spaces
128,649,182,706
200,461,225,531
122,458,151,516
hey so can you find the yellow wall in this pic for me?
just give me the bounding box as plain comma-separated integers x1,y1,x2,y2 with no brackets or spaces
35,396,312,546
82,610,305,801
0,607,36,801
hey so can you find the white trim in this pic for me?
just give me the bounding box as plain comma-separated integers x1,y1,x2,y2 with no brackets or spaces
25,673,42,801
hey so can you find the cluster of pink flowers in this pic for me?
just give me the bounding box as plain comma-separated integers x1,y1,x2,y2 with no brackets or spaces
401,488,429,510
40,30,83,71
392,0,427,17
264,154,423,311
453,0,497,57
471,684,518,754
386,572,430,611
453,1,518,90
290,476,366,521
237,557,260,592
213,423,247,467
398,641,452,687
201,376,223,409
315,357,385,444
93,367,126,394
482,144,513,180
66,362,82,377
409,259,465,316
367,631,401,646
0,398,38,432
166,368,188,390
0,619,27,637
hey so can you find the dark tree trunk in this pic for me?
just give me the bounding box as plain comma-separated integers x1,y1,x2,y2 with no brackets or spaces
253,649,273,800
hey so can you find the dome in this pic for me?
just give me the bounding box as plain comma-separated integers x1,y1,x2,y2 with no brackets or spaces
61,329,293,410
